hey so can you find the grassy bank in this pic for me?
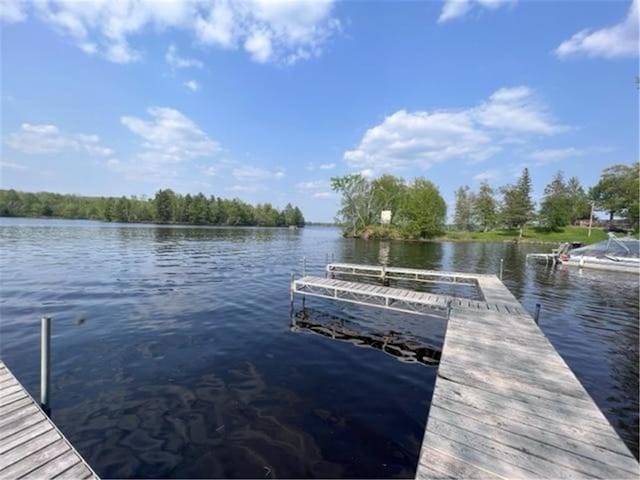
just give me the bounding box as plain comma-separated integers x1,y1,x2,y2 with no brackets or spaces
439,226,610,244
347,225,621,244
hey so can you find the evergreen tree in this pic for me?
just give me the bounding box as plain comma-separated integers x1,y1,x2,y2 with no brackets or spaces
566,177,591,224
501,168,534,237
154,189,177,223
473,181,497,232
539,171,571,230
0,189,305,228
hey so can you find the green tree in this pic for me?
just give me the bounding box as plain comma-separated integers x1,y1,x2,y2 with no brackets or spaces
453,185,475,231
590,163,639,227
0,188,306,228
400,178,446,239
282,203,297,226
0,189,22,216
501,168,534,237
472,181,498,232
154,189,177,223
371,175,406,223
539,171,571,230
566,177,591,224
293,206,305,227
331,174,376,235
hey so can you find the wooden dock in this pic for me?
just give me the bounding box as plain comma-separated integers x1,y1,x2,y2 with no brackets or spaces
293,264,640,479
0,361,97,479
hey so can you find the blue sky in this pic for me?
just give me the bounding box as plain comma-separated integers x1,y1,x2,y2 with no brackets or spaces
1,0,638,222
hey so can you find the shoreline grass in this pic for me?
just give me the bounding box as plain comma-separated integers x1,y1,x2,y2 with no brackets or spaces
438,226,612,244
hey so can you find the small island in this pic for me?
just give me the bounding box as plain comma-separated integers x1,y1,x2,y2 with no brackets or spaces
330,162,638,244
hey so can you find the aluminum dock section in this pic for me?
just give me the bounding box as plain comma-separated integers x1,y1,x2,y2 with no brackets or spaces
0,361,97,479
293,264,640,479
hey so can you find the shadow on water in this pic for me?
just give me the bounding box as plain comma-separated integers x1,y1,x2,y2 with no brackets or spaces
290,309,442,367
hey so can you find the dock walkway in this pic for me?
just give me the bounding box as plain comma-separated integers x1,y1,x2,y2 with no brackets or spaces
292,276,526,318
0,361,97,480
293,264,640,479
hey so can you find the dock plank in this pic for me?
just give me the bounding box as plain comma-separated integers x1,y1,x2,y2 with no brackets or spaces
0,420,53,456
413,270,640,479
0,361,98,479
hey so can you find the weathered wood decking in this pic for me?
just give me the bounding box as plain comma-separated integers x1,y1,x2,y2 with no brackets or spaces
0,361,97,480
294,264,640,479
293,276,526,318
326,262,492,285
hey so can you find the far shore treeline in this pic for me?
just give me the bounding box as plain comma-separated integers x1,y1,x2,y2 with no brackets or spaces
0,189,305,227
330,162,639,240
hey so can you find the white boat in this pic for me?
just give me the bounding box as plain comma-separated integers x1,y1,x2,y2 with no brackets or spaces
559,234,640,274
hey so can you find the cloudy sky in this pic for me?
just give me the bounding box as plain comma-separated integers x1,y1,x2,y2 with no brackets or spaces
1,0,637,221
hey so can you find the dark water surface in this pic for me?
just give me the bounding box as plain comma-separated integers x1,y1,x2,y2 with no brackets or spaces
1,218,638,478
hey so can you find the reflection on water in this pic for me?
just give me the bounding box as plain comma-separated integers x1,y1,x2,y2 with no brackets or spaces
0,218,638,479
291,309,442,366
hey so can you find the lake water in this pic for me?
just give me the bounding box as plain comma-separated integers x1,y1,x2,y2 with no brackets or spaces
1,218,638,478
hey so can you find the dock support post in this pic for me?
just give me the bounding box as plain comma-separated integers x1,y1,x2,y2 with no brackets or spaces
499,258,504,280
534,303,541,324
40,317,51,414
381,264,389,286
290,273,295,316
325,254,329,277
446,300,452,319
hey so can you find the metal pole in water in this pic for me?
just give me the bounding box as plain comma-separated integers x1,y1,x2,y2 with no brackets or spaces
446,300,452,319
534,303,541,324
325,253,329,277
499,258,504,280
40,317,51,413
290,273,295,316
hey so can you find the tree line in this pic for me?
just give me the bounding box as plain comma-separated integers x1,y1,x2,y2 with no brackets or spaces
454,162,639,235
0,189,306,227
330,162,638,240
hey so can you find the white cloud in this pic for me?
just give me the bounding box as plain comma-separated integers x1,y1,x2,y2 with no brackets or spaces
528,147,584,165
232,165,284,181
228,184,265,193
5,123,113,156
202,165,218,176
312,191,335,199
166,44,203,69
183,80,200,92
7,0,339,65
296,180,327,190
474,86,565,135
438,0,514,23
0,0,27,23
319,162,336,170
121,107,219,164
244,30,273,63
0,160,28,171
473,168,500,182
111,106,220,182
344,86,565,173
556,0,638,59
